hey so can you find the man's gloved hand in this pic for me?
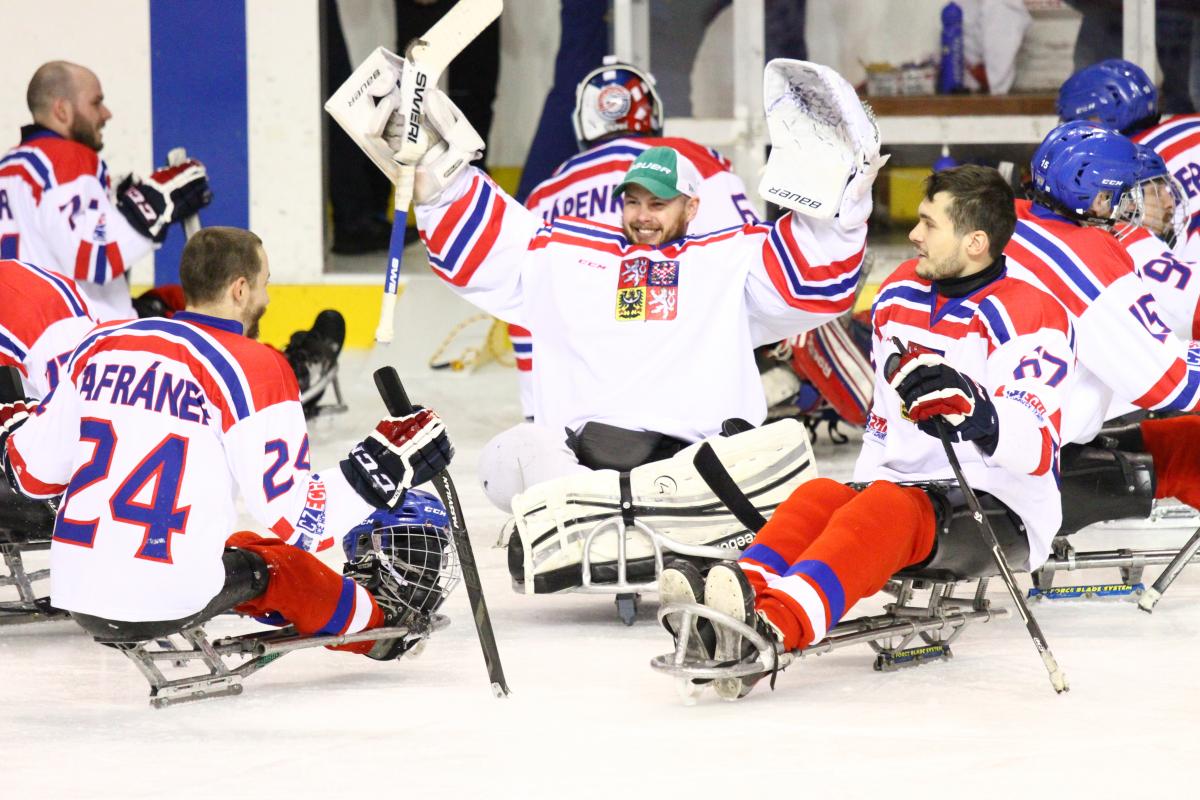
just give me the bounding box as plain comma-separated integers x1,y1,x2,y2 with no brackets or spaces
341,407,454,509
117,160,212,243
380,87,485,203
885,346,999,455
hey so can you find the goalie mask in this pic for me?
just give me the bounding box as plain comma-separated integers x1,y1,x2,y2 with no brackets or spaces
573,57,664,148
342,489,460,622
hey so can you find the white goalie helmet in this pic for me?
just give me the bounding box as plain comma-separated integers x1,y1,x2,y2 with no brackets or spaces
573,56,664,148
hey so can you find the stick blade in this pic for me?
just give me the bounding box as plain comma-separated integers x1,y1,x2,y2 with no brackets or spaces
410,0,504,75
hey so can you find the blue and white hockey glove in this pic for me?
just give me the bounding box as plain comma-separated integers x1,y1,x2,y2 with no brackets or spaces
885,346,999,455
341,407,454,509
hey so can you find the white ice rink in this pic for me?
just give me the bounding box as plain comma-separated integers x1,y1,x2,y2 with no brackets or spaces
3,274,1198,799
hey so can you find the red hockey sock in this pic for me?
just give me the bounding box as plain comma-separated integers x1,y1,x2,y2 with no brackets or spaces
1141,416,1200,508
756,482,936,650
738,478,858,592
226,532,384,655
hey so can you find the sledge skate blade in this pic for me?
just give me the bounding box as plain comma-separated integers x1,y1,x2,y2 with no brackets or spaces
651,603,790,682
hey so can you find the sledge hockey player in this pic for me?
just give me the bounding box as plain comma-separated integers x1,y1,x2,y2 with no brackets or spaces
0,258,97,398
1002,123,1200,515
0,61,213,321
0,226,454,659
1057,58,1200,263
380,58,884,517
659,164,1076,698
511,57,871,432
510,57,755,418
0,259,97,618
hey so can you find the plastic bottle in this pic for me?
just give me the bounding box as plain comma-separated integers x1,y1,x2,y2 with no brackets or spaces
938,1,964,94
933,145,958,172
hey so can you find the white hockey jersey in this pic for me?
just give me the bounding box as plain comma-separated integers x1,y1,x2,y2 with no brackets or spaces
1004,200,1200,443
1132,114,1200,264
524,135,758,230
0,258,96,398
1113,222,1200,338
416,167,865,441
515,136,756,417
856,259,1075,569
0,126,154,321
4,312,375,622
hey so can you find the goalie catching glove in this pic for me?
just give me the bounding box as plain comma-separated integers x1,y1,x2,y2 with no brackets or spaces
885,345,998,455
341,407,454,509
759,59,889,227
116,159,212,243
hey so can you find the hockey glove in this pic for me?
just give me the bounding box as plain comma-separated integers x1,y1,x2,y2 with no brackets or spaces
382,88,485,203
117,160,212,244
341,407,454,509
0,397,35,492
885,347,998,455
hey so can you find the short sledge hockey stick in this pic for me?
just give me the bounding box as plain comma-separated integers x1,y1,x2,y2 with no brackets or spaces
1138,526,1200,613
373,366,510,697
886,338,1069,694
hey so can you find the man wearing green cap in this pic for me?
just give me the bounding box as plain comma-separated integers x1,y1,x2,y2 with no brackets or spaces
381,61,884,523
616,147,703,246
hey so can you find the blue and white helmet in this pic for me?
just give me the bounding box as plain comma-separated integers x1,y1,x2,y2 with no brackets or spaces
1057,58,1158,135
343,489,459,619
573,56,664,148
1032,121,1146,225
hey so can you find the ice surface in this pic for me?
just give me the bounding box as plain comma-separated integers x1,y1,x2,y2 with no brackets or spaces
3,275,1197,798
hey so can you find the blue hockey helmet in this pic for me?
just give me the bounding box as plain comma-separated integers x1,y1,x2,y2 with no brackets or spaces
342,489,458,620
1031,122,1144,223
1057,58,1159,135
573,56,664,148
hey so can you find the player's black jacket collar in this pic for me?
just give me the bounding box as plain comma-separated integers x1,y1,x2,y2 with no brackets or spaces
932,255,1007,298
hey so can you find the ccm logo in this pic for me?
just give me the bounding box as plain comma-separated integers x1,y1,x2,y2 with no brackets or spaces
767,187,822,208
406,72,428,144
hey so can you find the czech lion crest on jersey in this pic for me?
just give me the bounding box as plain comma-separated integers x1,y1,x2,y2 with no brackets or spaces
616,257,678,321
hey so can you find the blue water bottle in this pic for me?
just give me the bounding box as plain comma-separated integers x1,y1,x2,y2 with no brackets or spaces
938,1,964,94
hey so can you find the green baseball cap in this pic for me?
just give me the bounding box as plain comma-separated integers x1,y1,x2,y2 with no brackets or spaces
615,146,701,200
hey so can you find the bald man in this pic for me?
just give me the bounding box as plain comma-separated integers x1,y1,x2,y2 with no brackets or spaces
0,61,211,320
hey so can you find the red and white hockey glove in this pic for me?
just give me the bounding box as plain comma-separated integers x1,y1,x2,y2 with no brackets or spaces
117,159,213,243
885,345,998,455
0,397,36,492
341,407,454,509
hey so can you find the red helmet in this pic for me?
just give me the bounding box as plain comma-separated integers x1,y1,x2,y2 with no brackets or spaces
572,57,664,148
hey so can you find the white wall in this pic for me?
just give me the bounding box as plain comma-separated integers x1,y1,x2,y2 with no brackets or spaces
488,0,558,167
0,0,154,282
246,1,324,282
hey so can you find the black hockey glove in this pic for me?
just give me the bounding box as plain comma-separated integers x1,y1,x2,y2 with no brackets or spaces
885,346,999,455
341,407,453,509
117,159,212,243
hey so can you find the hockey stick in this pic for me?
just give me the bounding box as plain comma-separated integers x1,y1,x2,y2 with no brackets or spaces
166,147,201,239
886,338,1069,694
1138,526,1200,612
373,366,510,697
324,0,503,344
